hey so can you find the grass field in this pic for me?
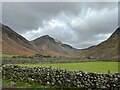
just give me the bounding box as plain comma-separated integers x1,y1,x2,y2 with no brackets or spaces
0,54,17,58
16,61,119,74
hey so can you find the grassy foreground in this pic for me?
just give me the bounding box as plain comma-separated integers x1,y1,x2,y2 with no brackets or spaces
16,61,119,74
2,78,53,88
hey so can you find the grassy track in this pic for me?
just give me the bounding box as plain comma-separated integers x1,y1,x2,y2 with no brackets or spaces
16,61,119,74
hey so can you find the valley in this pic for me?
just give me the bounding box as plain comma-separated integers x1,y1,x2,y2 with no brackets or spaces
1,23,120,89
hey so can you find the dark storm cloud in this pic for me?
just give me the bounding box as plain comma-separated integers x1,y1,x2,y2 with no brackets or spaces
2,2,82,33
2,2,118,48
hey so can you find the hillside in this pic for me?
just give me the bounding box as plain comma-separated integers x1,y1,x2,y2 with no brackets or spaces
32,35,80,56
2,24,41,56
81,27,119,60
2,23,119,60
2,24,79,57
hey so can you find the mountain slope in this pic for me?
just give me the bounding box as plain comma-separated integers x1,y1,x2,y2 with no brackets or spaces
81,27,119,60
2,23,79,57
2,23,119,60
2,24,41,56
32,35,80,56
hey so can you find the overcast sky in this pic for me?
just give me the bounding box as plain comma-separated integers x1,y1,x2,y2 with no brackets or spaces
2,2,118,49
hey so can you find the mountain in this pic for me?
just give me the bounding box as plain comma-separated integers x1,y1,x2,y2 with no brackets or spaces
2,23,119,60
2,24,42,56
81,27,119,60
32,35,79,56
2,23,79,57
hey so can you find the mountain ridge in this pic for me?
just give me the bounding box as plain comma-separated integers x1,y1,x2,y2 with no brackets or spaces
2,23,119,60
2,24,42,56
81,27,119,60
32,34,79,56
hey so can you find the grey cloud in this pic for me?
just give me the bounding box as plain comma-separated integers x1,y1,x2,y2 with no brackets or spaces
2,2,118,48
66,6,117,48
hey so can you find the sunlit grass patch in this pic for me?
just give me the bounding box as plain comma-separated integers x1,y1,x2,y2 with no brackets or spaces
16,61,119,74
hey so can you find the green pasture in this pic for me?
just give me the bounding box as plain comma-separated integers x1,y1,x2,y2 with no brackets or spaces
0,54,17,58
16,62,119,74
